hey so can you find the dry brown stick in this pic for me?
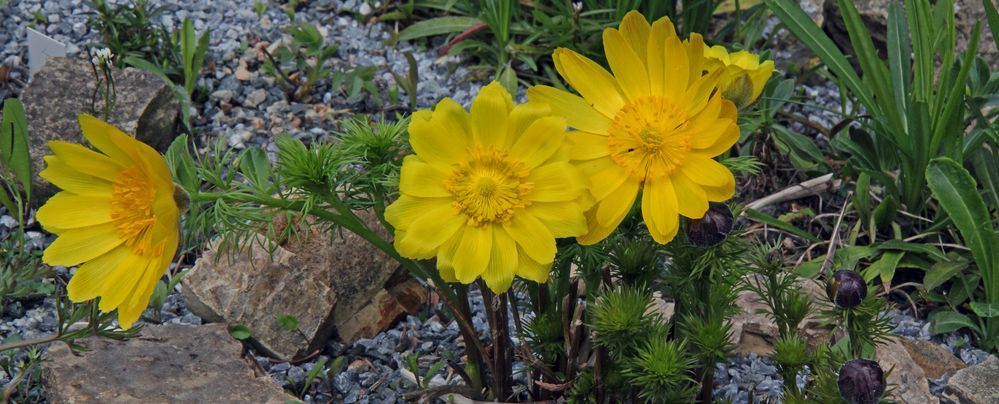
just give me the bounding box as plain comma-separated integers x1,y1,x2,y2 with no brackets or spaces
818,192,853,279
744,173,838,211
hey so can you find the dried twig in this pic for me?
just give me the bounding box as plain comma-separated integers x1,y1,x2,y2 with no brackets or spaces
745,173,838,211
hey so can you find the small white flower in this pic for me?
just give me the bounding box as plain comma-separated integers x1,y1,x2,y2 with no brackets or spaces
572,2,583,13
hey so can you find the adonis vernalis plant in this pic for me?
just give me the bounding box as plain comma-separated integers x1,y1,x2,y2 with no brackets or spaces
37,115,180,329
527,11,741,245
386,82,588,294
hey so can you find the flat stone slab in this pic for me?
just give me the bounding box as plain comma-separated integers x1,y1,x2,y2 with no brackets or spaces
947,355,999,404
42,323,296,403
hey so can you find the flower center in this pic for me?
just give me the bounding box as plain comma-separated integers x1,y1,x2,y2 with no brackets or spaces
445,145,533,226
607,96,692,181
110,165,158,256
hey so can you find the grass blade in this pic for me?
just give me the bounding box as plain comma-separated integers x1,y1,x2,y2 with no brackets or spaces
397,16,484,42
0,98,31,205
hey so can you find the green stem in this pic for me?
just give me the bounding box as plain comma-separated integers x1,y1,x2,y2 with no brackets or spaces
0,334,60,353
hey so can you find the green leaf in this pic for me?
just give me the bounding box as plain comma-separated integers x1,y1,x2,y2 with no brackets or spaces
745,208,819,242
771,126,826,171
397,16,483,42
126,56,193,128
181,17,195,92
984,0,999,51
929,310,981,335
239,147,272,192
1,98,31,205
923,259,968,291
926,157,999,302
763,0,875,110
970,302,999,318
496,63,517,96
229,324,252,340
165,134,199,192
876,239,946,261
276,314,299,331
886,2,911,133
862,250,904,283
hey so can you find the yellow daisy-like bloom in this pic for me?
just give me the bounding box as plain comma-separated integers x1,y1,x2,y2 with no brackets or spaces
385,82,588,294
527,11,739,245
702,44,775,108
37,115,180,329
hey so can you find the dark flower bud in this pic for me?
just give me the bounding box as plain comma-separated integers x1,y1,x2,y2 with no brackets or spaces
837,359,885,404
685,202,733,248
828,270,867,308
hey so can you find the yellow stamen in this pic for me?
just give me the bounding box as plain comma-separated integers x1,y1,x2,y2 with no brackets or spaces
607,96,692,181
109,165,158,256
445,145,533,226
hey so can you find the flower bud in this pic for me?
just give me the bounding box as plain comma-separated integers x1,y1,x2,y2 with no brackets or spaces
685,202,733,248
828,270,867,308
837,359,885,404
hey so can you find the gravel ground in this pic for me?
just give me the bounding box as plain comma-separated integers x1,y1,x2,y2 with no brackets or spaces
0,1,991,403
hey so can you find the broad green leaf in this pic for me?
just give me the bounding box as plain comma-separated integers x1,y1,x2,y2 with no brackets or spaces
886,2,911,133
0,98,31,204
239,147,272,192
929,310,982,335
276,314,299,331
397,16,483,42
970,302,999,318
229,324,252,340
165,134,199,192
876,239,947,261
745,208,819,242
923,259,968,291
984,0,999,51
764,0,875,111
496,63,517,96
862,251,904,284
772,126,826,171
927,157,999,302
795,245,878,278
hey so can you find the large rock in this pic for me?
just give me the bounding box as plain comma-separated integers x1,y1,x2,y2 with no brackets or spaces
182,211,404,360
946,355,999,404
901,338,966,379
42,323,295,403
20,56,179,203
877,338,938,404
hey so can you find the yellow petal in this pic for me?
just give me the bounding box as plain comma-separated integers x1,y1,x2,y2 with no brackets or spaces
686,33,706,83
396,204,465,259
682,70,722,116
97,250,149,312
43,222,125,266
506,101,551,149
78,114,136,165
66,245,130,302
118,238,176,329
641,179,680,244
619,11,651,64
435,230,464,283
453,224,492,283
470,82,513,148
516,251,551,283
604,28,650,101
692,118,739,157
40,156,114,196
568,131,610,161
510,116,566,169
502,212,555,264
646,17,674,97
385,195,451,231
526,85,612,134
671,173,709,218
409,107,468,169
587,162,631,202
37,193,112,229
663,32,690,102
482,228,517,294
527,201,588,238
48,141,124,181
398,155,450,198
553,48,626,118
576,206,616,245
596,178,640,226
700,175,736,201
528,162,584,202
680,155,735,187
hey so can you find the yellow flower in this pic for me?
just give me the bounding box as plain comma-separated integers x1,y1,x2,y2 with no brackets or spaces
385,82,588,294
527,11,739,245
37,115,180,329
702,44,775,108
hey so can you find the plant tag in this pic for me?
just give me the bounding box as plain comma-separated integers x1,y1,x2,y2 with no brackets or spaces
26,27,66,76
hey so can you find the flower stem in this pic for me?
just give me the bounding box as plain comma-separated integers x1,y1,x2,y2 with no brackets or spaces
0,334,60,352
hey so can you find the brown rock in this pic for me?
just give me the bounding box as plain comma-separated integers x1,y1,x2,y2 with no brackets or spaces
337,279,428,341
877,338,939,404
42,323,295,403
21,56,179,204
182,211,401,360
946,355,999,404
901,338,966,379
